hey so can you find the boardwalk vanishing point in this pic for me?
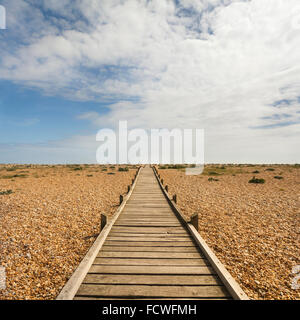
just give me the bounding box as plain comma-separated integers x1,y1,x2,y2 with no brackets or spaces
57,166,248,300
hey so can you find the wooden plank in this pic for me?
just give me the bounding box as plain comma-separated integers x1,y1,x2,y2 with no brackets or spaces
132,190,162,192
130,195,166,198
110,226,187,234
93,258,208,266
126,200,168,203
97,251,203,258
116,217,178,220
101,246,200,252
122,208,173,212
116,217,178,221
76,284,229,298
89,265,214,274
118,215,175,218
74,297,231,300
130,196,163,198
106,237,193,242
131,191,162,194
118,213,175,217
115,219,181,222
114,222,182,227
130,198,165,200
125,204,170,208
131,193,163,194
83,274,221,285
120,215,176,219
115,220,180,225
108,233,191,238
121,212,174,215
117,212,175,215
104,241,194,247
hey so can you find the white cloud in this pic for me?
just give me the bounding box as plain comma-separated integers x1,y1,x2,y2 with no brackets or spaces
0,0,299,162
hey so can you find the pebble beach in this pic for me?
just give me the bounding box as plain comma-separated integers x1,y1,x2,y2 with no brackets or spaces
0,165,136,300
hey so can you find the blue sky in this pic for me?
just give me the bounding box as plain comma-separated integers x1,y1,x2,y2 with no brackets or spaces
0,81,111,144
0,0,299,164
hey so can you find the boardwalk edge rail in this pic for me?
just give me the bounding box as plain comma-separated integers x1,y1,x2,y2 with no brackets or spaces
152,166,249,300
56,166,142,300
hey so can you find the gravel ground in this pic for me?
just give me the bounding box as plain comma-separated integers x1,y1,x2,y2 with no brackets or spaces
0,165,136,300
158,165,299,300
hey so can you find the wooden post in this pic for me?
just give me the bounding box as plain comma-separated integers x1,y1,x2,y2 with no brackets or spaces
120,195,123,205
127,185,130,193
100,214,107,231
165,185,168,193
161,179,164,185
190,213,199,231
173,194,177,204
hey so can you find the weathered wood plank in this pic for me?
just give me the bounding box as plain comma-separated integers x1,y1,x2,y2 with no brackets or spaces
104,241,195,247
89,265,214,274
74,297,231,300
114,222,182,227
101,246,200,252
122,211,174,215
76,284,229,298
108,233,191,238
114,221,181,226
93,258,208,266
97,251,203,258
117,215,176,219
106,237,193,242
125,204,171,208
83,274,221,285
116,218,179,222
110,226,187,234
121,213,174,216
125,200,169,203
122,208,173,213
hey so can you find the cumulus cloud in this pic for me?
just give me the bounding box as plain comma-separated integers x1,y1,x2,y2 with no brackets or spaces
0,0,299,162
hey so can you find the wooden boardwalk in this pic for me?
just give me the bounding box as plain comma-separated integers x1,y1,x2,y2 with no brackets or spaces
58,166,248,300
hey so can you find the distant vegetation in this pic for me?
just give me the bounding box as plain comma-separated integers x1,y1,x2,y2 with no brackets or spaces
6,167,18,172
208,171,220,176
249,177,265,184
274,176,283,180
208,177,219,182
1,174,28,179
72,167,83,171
158,164,198,170
0,189,13,195
118,167,129,172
